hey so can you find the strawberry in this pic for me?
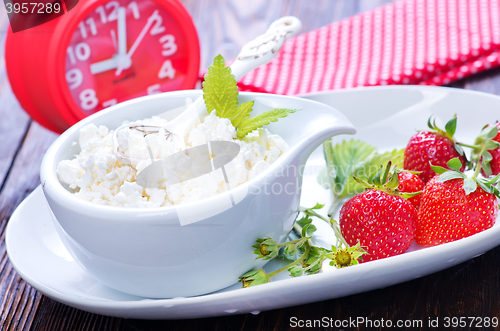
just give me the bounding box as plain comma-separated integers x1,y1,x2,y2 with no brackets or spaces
398,172,424,209
404,116,466,183
416,158,499,247
469,122,500,177
340,190,416,262
339,162,419,262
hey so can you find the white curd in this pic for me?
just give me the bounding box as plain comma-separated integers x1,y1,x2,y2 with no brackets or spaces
57,113,289,208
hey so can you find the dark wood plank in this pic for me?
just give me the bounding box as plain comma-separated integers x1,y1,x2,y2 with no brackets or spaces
0,122,57,331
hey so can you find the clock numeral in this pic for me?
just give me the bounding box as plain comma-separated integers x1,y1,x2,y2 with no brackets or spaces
78,22,87,39
66,69,83,90
78,18,98,39
79,89,99,111
67,42,91,64
86,18,98,35
149,12,165,36
147,84,161,95
95,5,107,24
158,59,175,80
102,99,118,108
105,1,120,22
95,2,123,24
159,34,177,56
128,1,140,20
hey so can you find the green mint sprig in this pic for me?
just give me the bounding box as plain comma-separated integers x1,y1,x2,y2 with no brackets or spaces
239,204,366,288
202,54,299,138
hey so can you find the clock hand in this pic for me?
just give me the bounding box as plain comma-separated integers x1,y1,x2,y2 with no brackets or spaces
90,57,119,75
110,29,118,51
115,10,158,75
116,7,127,57
90,7,128,76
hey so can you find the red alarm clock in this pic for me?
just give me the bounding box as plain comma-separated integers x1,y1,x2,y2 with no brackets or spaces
6,0,200,133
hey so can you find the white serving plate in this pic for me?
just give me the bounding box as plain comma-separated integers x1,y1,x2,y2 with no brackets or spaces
6,86,500,319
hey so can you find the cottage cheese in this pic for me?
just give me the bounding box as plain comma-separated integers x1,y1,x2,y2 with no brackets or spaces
57,113,289,208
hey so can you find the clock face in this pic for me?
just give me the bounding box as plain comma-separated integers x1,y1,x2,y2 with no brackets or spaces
65,0,197,115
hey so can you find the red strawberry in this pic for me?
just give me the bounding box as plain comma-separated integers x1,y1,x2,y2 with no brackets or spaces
470,122,500,177
404,116,466,183
398,172,424,209
340,190,416,263
416,158,499,247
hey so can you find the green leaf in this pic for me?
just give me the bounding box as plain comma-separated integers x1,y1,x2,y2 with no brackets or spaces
463,177,477,195
288,265,303,277
230,101,254,127
430,164,449,174
447,157,462,171
237,108,298,138
486,173,500,184
342,148,404,198
445,116,457,137
202,55,239,118
485,125,499,140
482,162,493,177
437,171,466,182
477,180,494,194
317,167,330,189
322,140,376,194
372,166,383,186
310,203,324,210
386,173,400,189
483,151,493,162
454,143,465,156
301,224,316,237
296,216,312,228
485,140,500,150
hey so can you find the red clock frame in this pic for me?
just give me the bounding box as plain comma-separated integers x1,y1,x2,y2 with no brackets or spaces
6,0,200,133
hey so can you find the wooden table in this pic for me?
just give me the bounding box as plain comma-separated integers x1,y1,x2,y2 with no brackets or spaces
1,0,500,330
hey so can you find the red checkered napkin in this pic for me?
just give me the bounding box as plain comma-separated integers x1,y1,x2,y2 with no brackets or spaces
237,0,500,95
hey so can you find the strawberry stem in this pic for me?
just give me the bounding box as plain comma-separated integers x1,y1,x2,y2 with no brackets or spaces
457,142,481,150
473,144,487,178
267,241,310,278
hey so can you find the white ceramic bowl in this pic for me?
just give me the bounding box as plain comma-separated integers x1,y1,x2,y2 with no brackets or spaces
40,90,355,298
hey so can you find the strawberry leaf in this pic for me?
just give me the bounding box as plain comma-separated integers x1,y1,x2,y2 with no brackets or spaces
445,115,457,137
477,179,494,194
463,177,477,195
454,143,465,156
485,125,499,140
430,164,449,174
485,140,500,150
437,171,465,182
483,162,493,177
486,173,500,184
483,151,493,162
447,157,462,171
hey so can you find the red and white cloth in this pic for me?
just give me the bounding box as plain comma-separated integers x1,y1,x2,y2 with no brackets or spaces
237,0,500,95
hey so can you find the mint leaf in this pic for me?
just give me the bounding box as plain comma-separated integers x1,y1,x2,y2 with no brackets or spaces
230,101,254,127
202,55,239,119
237,108,298,138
